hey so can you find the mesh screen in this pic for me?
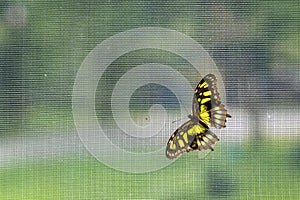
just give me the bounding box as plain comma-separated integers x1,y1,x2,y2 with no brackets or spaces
0,1,299,199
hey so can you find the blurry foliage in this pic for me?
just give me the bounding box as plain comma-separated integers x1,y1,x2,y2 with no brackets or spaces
1,139,299,199
207,170,235,198
0,1,298,129
289,142,300,171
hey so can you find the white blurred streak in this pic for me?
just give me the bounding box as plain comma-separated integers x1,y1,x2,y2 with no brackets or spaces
220,108,251,143
1,107,299,167
261,107,300,138
0,126,85,167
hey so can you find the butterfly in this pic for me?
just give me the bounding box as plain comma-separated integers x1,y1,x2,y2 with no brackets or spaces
166,74,231,159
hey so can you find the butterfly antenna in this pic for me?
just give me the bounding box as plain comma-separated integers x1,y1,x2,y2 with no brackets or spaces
171,117,183,124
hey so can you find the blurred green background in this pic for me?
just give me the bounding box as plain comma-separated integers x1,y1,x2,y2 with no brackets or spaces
0,0,299,199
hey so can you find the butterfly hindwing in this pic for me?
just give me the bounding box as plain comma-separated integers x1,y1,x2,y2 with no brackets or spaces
189,129,219,151
166,120,219,159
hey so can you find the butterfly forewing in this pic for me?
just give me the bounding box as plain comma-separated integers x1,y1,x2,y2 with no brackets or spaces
166,120,195,159
193,74,231,128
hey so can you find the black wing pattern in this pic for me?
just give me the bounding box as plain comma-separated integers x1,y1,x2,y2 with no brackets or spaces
166,74,231,159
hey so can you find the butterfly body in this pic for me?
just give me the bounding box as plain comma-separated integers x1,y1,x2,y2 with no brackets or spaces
166,74,231,159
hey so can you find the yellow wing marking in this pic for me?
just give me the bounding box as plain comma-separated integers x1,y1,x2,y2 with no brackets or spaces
169,141,176,150
199,82,208,88
203,91,211,96
187,124,206,135
178,140,185,147
183,133,188,143
201,98,210,104
199,105,211,125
